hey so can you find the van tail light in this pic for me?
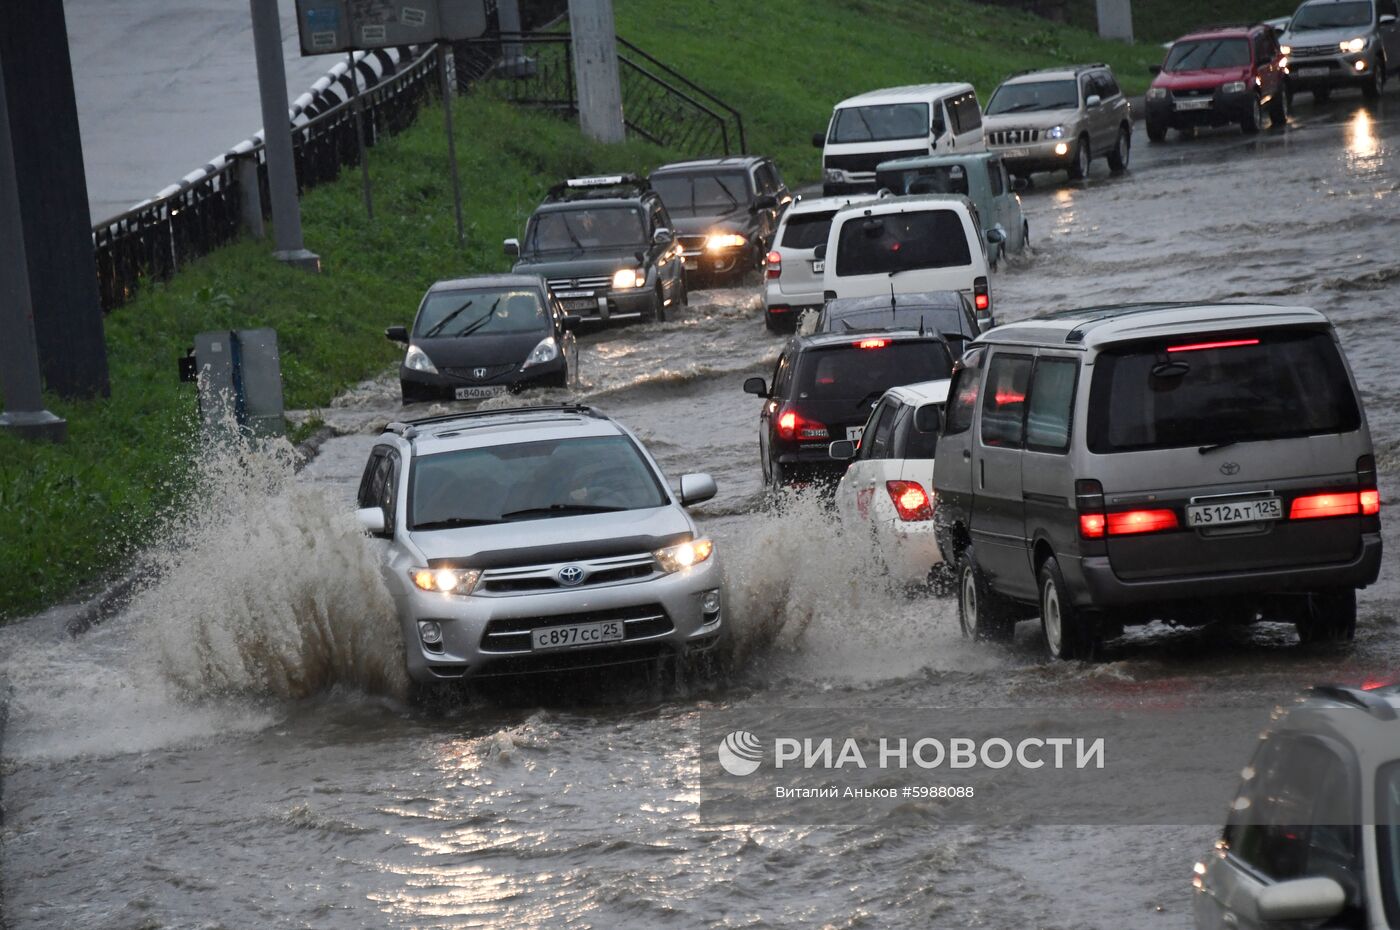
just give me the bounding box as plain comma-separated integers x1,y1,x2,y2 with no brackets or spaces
886,480,933,521
776,407,829,441
766,250,782,279
1106,509,1179,535
1358,454,1380,516
1291,492,1364,520
973,276,990,313
1076,479,1105,539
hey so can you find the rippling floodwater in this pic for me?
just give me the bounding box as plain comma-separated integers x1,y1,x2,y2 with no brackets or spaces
4,94,1399,929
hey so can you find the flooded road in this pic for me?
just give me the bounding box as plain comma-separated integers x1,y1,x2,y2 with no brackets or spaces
4,90,1400,929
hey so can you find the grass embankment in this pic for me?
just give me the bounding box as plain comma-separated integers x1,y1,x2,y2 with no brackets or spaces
615,0,1167,185
4,0,1186,620
0,97,671,621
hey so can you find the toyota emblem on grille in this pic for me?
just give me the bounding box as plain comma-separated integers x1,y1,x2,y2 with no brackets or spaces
1220,462,1241,476
473,367,487,379
570,278,580,288
558,565,585,586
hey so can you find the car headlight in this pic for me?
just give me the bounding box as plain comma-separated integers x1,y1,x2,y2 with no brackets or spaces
522,336,560,369
1222,81,1247,94
612,267,646,289
410,567,481,596
706,232,748,251
1280,43,1292,55
824,168,844,182
1046,125,1066,139
653,538,714,573
1341,37,1366,53
404,344,437,374
1146,87,1168,100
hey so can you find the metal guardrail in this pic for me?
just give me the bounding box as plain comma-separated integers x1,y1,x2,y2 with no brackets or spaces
454,32,747,157
92,46,438,312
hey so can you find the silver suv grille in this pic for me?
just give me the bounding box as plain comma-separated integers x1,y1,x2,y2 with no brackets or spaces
476,553,657,595
988,128,1041,145
547,275,612,293
1290,43,1336,58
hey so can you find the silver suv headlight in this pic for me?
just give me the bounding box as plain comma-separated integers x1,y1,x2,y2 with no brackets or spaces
1046,125,1066,139
411,567,481,595
654,538,714,573
404,344,437,373
522,336,560,369
1340,37,1367,53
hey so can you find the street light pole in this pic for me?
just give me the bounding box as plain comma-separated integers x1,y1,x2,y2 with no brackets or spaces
249,0,320,271
0,55,66,442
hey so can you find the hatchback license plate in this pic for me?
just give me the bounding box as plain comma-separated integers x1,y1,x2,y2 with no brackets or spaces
1187,497,1282,527
1297,67,1329,77
1175,98,1212,111
455,386,506,400
532,620,624,651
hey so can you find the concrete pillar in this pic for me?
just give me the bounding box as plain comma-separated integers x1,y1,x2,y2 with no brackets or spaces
0,0,109,400
499,0,525,64
1096,0,1134,43
249,0,320,271
0,55,66,442
236,155,266,239
568,0,625,144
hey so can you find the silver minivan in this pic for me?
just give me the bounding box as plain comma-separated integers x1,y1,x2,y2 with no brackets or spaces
932,303,1382,659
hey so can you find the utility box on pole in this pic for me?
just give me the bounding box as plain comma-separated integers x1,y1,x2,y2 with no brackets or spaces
1096,0,1134,42
569,0,625,144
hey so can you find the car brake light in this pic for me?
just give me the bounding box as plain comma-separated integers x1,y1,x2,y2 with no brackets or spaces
1106,509,1179,535
886,480,933,521
1358,454,1380,515
856,337,889,349
776,407,829,441
974,276,990,313
1361,490,1380,515
1076,479,1105,539
1166,338,1260,353
1079,513,1106,538
1290,492,1363,520
766,250,782,279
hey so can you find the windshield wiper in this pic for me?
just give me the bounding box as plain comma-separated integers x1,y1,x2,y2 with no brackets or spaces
413,517,502,530
453,298,503,339
423,299,475,338
997,102,1043,113
559,214,585,253
500,504,628,521
1198,441,1239,455
711,177,740,212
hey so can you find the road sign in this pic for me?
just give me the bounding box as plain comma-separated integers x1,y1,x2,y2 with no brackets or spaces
295,0,488,55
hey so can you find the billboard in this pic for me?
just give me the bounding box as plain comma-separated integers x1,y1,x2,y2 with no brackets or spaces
295,0,488,54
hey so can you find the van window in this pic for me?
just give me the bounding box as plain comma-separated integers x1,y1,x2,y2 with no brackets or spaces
829,103,930,144
1087,330,1361,453
981,353,1033,447
835,210,972,277
1026,358,1077,453
944,347,985,435
878,164,969,196
947,92,981,133
987,161,1005,197
781,211,837,250
796,342,953,402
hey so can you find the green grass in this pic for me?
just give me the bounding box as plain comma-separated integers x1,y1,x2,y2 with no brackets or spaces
615,0,1168,185
2,0,1197,620
0,96,673,621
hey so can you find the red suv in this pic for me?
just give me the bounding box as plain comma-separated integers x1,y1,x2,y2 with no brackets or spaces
1145,23,1287,141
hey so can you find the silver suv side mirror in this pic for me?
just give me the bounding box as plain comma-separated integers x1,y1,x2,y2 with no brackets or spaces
503,238,521,257
1086,94,1102,107
356,507,387,535
1254,877,1346,922
678,473,717,506
653,227,673,245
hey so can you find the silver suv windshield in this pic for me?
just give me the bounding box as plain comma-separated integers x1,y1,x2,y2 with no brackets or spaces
409,435,669,529
1292,1,1373,29
986,80,1078,114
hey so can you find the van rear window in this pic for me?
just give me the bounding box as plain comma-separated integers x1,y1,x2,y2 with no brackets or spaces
1087,330,1361,453
796,342,953,402
835,210,972,277
781,211,837,250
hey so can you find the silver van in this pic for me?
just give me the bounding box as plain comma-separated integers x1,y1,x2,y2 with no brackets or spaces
932,303,1382,659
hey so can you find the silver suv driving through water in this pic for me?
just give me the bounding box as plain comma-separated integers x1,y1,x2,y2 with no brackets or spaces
354,405,725,683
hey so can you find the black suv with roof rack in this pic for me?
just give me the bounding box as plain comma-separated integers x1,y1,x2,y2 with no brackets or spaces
743,330,955,487
504,175,687,326
648,156,791,285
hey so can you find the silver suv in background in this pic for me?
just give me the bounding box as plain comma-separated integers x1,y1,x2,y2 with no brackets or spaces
932,303,1381,659
982,64,1133,181
1281,0,1399,101
355,405,725,684
763,195,867,332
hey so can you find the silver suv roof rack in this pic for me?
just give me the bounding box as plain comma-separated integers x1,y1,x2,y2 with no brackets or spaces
384,405,604,439
1309,684,1398,721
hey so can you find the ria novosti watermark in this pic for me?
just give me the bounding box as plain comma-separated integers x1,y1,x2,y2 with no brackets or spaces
718,731,1105,776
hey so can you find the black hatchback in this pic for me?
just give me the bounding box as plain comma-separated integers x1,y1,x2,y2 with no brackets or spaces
743,331,955,486
387,274,578,405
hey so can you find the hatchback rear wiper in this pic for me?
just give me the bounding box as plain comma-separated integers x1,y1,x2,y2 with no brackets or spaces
500,504,627,521
413,517,503,530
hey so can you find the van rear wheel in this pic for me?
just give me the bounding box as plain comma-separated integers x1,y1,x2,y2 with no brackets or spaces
1039,556,1098,660
1296,589,1357,644
957,546,1015,643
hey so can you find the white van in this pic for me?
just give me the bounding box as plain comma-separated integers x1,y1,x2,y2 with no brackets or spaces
819,195,995,329
813,83,985,196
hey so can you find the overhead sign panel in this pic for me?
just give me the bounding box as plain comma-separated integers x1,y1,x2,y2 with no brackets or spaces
295,0,486,54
